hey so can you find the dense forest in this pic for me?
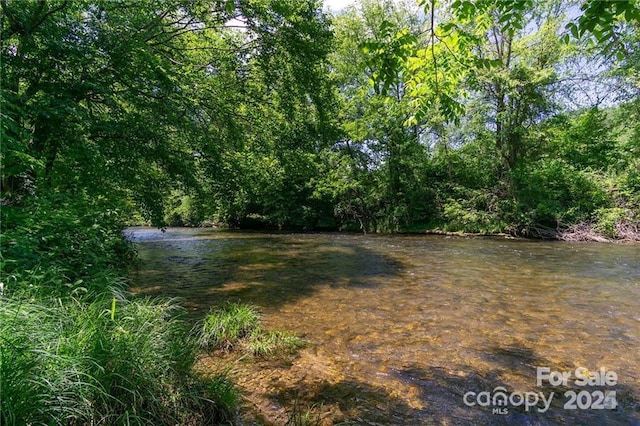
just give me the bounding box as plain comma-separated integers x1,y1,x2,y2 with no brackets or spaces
3,0,639,237
1,0,639,424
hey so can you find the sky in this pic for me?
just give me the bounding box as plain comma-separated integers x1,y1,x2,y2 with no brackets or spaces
323,0,356,12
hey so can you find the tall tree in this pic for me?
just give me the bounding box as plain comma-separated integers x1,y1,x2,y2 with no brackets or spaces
1,0,336,227
1,0,226,220
325,0,433,231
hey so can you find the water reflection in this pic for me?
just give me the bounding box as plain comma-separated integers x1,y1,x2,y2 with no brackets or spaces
128,227,640,425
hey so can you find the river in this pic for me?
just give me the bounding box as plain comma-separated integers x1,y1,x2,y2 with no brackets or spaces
127,227,640,425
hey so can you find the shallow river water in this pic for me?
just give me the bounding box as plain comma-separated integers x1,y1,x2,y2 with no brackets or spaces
127,227,640,425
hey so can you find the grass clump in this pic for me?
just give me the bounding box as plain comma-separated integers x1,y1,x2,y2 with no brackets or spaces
247,330,308,357
284,396,324,426
200,302,307,358
200,302,261,350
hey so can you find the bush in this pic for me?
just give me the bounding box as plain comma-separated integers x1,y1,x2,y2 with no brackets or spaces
512,159,608,228
441,196,505,234
594,207,627,238
0,194,135,296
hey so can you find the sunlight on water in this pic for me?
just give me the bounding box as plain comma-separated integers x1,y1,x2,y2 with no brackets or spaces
128,227,640,425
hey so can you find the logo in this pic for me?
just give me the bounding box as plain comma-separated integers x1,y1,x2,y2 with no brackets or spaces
463,367,618,414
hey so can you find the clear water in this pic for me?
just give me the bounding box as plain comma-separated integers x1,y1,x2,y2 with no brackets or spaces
128,227,640,425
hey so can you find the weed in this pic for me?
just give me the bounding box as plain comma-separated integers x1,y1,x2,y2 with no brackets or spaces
285,394,324,426
199,302,308,358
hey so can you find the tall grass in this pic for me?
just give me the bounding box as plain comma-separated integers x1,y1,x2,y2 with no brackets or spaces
1,194,239,424
0,293,236,425
1,196,304,425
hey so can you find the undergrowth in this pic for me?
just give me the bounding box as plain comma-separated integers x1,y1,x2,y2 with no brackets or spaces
0,294,236,425
0,196,238,425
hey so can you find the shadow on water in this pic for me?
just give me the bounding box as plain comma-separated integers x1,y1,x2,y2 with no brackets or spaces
263,341,640,425
129,230,405,315
382,342,640,425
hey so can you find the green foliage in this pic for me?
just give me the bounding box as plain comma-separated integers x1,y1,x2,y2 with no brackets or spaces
0,194,134,297
168,0,338,230
3,0,638,236
324,0,435,232
0,192,240,424
565,0,640,60
200,302,261,350
1,1,639,424
199,302,307,358
550,108,618,171
512,159,608,227
164,190,208,227
594,207,628,238
1,1,331,416
0,0,219,223
440,195,504,234
0,295,235,426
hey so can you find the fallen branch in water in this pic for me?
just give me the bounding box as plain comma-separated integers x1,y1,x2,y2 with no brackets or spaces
522,224,562,240
614,221,640,241
558,222,610,242
523,220,640,242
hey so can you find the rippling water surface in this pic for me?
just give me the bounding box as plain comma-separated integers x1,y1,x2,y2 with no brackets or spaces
128,227,640,425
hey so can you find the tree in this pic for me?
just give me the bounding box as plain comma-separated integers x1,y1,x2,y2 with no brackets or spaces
1,0,336,228
325,0,434,231
1,0,226,221
198,0,337,229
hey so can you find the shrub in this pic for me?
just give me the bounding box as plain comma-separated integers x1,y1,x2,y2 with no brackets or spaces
512,159,608,228
0,194,135,296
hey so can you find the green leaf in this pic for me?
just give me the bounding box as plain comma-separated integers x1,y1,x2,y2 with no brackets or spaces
225,0,235,14
567,22,579,39
624,6,640,23
498,12,513,24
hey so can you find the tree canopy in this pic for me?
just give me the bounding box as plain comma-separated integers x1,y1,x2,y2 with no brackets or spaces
1,0,639,237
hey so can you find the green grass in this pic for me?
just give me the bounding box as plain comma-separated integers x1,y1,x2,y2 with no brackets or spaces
0,195,307,425
0,293,237,425
1,194,240,424
199,302,308,358
247,329,308,357
199,302,261,350
284,395,324,426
